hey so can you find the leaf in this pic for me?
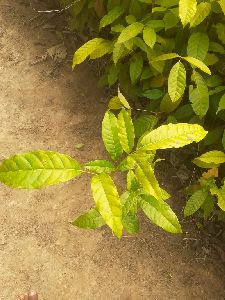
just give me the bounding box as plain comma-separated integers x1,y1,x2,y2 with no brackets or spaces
138,123,207,150
179,0,197,27
209,42,225,54
215,23,225,45
113,43,125,64
219,0,225,15
163,11,180,30
206,75,222,88
168,61,186,103
160,93,181,113
201,195,215,220
100,6,124,29
72,208,105,229
121,192,139,234
123,213,139,234
91,173,123,238
84,160,115,173
187,33,209,61
143,26,156,49
193,151,225,168
222,130,225,150
140,194,182,233
130,154,168,201
153,53,180,61
107,65,119,87
72,38,105,68
190,2,211,27
202,168,218,179
204,53,219,66
129,53,143,85
117,22,144,44
117,109,134,153
118,88,130,109
183,56,211,75
108,96,123,110
210,184,225,211
90,40,113,59
102,111,123,161
142,89,164,100
127,170,139,191
217,94,225,114
184,189,209,217
0,151,82,189
134,115,158,138
190,72,209,118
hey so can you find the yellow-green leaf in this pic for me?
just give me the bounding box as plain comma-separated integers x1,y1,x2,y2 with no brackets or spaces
183,56,211,75
168,61,186,103
160,93,182,113
100,6,124,29
184,189,208,217
143,26,156,49
193,151,225,168
118,88,130,109
153,53,180,62
90,40,113,59
219,0,225,15
102,111,123,161
84,160,115,174
179,0,197,27
72,208,105,229
217,94,225,114
129,53,143,85
117,109,134,153
0,151,82,189
140,194,182,233
190,2,211,27
187,33,209,61
91,173,123,238
138,123,207,150
117,22,144,44
210,185,225,211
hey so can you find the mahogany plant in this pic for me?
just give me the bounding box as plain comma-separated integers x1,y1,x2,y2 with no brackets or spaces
0,90,207,238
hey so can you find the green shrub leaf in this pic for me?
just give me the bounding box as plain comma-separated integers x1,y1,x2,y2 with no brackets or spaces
129,53,143,85
193,151,225,168
117,22,144,44
117,109,135,153
100,6,124,29
210,185,225,211
179,0,197,27
184,189,208,217
84,160,115,173
140,194,182,233
187,33,209,61
72,208,105,229
102,111,123,161
0,151,82,189
153,53,180,61
160,93,182,113
190,2,211,27
183,56,211,75
91,173,123,238
90,40,113,59
168,61,186,102
143,26,156,48
134,114,158,138
138,123,207,150
217,94,225,114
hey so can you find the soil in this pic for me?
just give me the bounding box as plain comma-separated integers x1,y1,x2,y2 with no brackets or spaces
0,1,224,299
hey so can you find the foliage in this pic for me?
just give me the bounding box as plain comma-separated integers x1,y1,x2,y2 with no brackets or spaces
0,90,207,238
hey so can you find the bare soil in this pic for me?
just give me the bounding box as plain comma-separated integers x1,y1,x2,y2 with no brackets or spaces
0,1,224,299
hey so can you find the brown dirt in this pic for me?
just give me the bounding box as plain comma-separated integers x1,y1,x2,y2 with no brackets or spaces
0,1,224,299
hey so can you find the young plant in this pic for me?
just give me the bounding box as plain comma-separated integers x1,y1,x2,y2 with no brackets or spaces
0,90,207,238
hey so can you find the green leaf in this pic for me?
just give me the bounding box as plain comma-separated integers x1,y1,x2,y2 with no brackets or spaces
190,72,209,118
84,160,115,174
123,213,139,234
134,114,158,138
143,26,156,49
187,33,209,61
130,154,168,201
183,56,211,75
201,195,215,220
209,42,225,55
140,194,182,233
215,23,225,45
117,109,134,154
222,130,225,150
72,208,105,229
102,111,123,161
129,53,143,85
121,192,139,234
107,65,119,87
153,53,180,61
206,75,222,88
138,123,207,150
72,38,105,68
127,170,139,191
160,93,181,113
184,189,208,217
179,0,197,27
117,22,144,44
168,61,186,103
108,96,123,110
142,89,164,100
193,151,225,168
210,184,225,211
204,53,219,66
91,173,123,238
100,6,124,29
190,2,211,27
219,0,225,15
118,88,131,109
126,15,136,24
90,40,113,59
113,43,125,64
217,94,225,114
163,11,180,30
0,151,82,189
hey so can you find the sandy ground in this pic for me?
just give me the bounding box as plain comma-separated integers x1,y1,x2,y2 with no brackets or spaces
0,1,224,299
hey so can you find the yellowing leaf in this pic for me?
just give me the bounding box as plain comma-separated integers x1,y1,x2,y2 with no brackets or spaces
143,26,156,48
72,38,105,68
202,168,218,179
90,40,113,59
179,0,197,27
138,123,207,150
168,61,186,102
193,151,225,168
219,0,225,15
117,22,144,44
183,56,211,75
187,33,209,61
118,88,130,109
117,109,135,154
153,53,180,62
100,6,124,29
190,2,211,27
91,173,123,238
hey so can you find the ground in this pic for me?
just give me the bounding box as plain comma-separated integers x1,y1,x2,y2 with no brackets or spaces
0,1,224,299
